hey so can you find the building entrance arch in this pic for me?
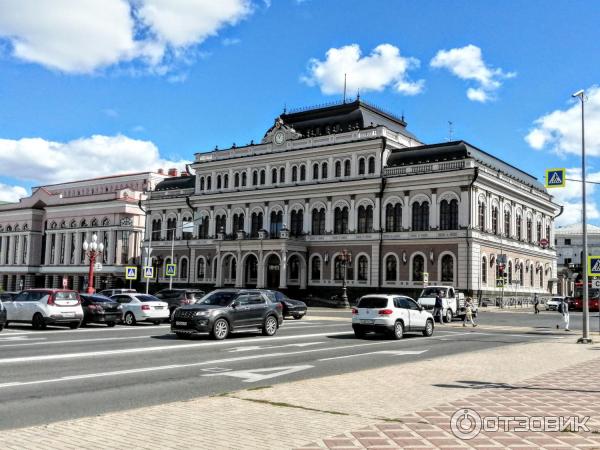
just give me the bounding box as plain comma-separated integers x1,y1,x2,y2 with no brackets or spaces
266,254,280,289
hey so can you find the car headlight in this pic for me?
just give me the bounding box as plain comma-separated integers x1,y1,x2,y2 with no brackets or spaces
194,310,209,316
117,305,123,310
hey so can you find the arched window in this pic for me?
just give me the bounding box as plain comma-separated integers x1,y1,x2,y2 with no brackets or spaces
200,177,205,191
234,173,240,188
385,255,397,281
478,201,485,230
242,172,247,187
540,268,544,288
367,156,375,174
251,212,263,237
334,207,349,234
335,161,342,177
280,167,285,183
166,217,177,240
252,170,258,186
412,255,424,281
527,218,533,242
313,163,319,180
270,211,283,237
516,215,522,240
271,168,277,184
481,257,487,284
440,199,458,230
289,257,300,280
233,213,244,233
290,210,303,236
504,211,511,237
300,165,306,181
182,216,193,240
358,158,365,175
508,261,513,284
292,166,298,182
441,254,454,282
260,170,266,185
151,219,161,241
197,258,206,281
546,225,551,241
412,201,429,231
206,176,211,190
491,206,499,234
385,203,402,232
519,263,524,285
197,216,209,239
530,265,534,286
180,258,188,280
357,256,369,281
311,208,326,235
311,256,321,281
536,221,542,242
215,215,226,234
334,256,344,281
344,160,351,177
217,175,222,189
223,174,229,189
357,205,373,233
321,162,328,179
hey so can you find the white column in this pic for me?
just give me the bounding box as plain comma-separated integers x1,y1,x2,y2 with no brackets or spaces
53,233,61,265
351,154,358,177
304,200,310,233
161,213,167,239
64,233,72,265
373,196,381,231
44,233,52,265
283,203,289,229
235,250,243,287
285,162,291,183
349,196,356,232
0,236,6,264
209,210,216,237
430,190,438,229
106,231,115,265
403,192,410,230
499,198,505,236
328,156,334,180
215,253,223,287
266,164,272,186
16,235,23,265
264,205,270,235
226,207,232,234
257,250,265,288
176,211,182,239
459,189,469,228
244,206,251,234
325,198,333,233
279,250,288,289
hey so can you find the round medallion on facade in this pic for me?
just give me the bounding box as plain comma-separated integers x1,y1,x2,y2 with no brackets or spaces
274,131,285,145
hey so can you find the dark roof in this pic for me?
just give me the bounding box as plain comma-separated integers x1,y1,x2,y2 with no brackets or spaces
387,141,545,191
280,99,417,138
155,175,195,191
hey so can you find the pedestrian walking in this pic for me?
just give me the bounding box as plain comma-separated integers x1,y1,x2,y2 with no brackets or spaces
534,294,540,314
557,297,570,331
434,290,444,324
463,297,477,327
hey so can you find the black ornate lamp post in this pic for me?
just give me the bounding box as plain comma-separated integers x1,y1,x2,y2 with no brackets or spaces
340,249,352,308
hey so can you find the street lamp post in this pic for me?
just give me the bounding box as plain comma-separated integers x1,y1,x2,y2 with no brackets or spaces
144,245,153,294
82,234,104,294
573,89,592,344
340,249,352,308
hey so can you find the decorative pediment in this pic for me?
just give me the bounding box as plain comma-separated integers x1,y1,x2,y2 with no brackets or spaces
261,117,302,145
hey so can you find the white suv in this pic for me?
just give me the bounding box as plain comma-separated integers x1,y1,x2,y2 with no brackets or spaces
4,289,84,330
111,293,169,325
352,294,434,339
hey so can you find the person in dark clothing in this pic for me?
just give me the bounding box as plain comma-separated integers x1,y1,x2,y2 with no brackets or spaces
434,291,444,324
534,294,540,314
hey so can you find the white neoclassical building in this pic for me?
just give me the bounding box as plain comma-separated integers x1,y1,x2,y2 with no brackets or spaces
0,171,168,291
143,99,561,300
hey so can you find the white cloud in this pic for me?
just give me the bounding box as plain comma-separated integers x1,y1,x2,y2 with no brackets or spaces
302,44,424,96
0,183,28,203
551,168,600,226
0,0,252,74
525,85,600,157
430,44,515,102
222,37,241,46
0,135,190,186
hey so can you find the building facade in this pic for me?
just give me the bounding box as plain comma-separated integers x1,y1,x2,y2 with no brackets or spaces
0,172,167,292
144,100,561,300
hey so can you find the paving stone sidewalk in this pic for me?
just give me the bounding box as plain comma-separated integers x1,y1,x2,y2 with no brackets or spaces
296,357,600,449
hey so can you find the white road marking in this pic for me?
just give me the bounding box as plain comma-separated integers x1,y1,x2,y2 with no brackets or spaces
0,340,404,388
0,331,354,364
319,349,428,362
203,365,313,383
0,336,46,342
227,342,323,352
3,324,171,336
0,335,154,348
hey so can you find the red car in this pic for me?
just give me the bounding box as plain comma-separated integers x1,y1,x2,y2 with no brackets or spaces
567,296,600,311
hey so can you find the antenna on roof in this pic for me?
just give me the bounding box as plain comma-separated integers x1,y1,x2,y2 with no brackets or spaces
401,110,405,122
448,121,454,142
343,73,347,103
356,88,360,101
283,102,287,114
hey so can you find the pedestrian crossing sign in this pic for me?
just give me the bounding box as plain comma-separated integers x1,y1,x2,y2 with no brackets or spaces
545,168,566,188
166,263,177,277
496,277,505,287
143,266,154,279
125,266,137,280
588,256,600,276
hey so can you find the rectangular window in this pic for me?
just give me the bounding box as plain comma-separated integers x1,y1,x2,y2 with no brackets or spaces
564,238,571,245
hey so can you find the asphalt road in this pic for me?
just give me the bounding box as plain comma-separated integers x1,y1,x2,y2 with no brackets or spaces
0,311,574,430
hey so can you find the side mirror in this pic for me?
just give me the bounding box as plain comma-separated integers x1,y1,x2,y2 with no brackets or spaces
419,306,423,312
231,301,239,308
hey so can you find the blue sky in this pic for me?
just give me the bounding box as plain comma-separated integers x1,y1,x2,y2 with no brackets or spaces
0,0,598,225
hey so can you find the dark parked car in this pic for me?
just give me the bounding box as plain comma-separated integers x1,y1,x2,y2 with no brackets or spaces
80,294,123,327
261,290,307,320
155,288,205,317
0,298,6,331
0,292,19,302
171,289,283,340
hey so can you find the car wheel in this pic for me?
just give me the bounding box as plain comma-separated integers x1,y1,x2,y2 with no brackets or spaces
32,313,46,330
211,318,229,340
262,315,278,336
0,324,4,332
444,309,453,323
69,322,80,330
124,312,136,326
422,319,434,337
175,332,189,339
391,321,404,340
353,326,365,338
106,322,116,327
153,320,161,325
4,322,8,328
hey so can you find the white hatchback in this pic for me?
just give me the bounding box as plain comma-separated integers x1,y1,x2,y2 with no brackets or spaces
4,289,84,330
352,294,434,339
111,293,169,325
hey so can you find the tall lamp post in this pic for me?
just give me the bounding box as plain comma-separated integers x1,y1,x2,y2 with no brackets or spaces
82,234,104,294
339,249,352,308
573,89,592,344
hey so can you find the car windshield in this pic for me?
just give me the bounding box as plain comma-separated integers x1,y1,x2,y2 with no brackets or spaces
551,297,563,302
198,292,237,306
357,297,388,308
420,288,447,297
55,292,78,300
574,287,600,298
89,296,115,303
135,295,161,302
